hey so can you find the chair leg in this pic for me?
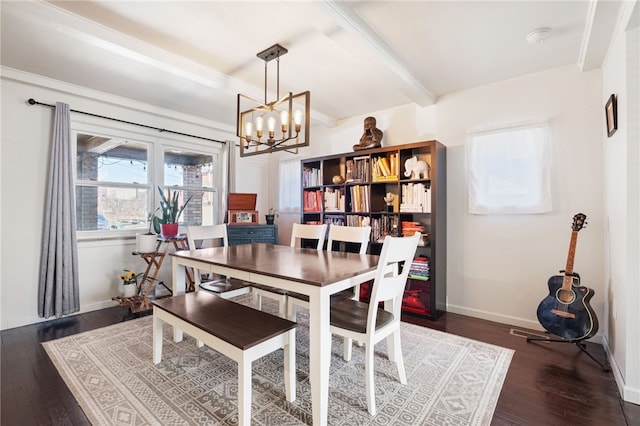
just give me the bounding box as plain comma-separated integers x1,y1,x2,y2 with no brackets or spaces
253,292,262,310
388,330,407,384
287,301,297,321
365,343,376,416
343,336,353,361
277,295,288,319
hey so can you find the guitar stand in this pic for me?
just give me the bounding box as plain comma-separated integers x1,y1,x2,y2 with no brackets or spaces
527,335,610,372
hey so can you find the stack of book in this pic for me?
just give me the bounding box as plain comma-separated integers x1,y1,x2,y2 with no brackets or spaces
408,256,430,281
302,167,320,187
372,154,398,182
303,190,323,212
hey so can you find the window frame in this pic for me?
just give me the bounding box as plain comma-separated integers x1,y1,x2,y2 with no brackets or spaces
73,121,223,240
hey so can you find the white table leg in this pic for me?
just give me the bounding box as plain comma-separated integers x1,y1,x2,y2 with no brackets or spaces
172,258,186,342
308,290,330,425
152,311,163,364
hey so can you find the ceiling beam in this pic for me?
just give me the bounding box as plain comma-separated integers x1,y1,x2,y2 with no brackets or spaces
320,0,436,106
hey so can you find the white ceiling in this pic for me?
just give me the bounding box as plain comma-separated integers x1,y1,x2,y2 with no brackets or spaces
0,1,623,129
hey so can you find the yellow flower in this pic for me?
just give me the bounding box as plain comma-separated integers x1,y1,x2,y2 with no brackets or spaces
120,273,127,281
128,271,136,280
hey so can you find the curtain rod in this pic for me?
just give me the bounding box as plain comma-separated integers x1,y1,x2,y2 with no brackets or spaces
27,98,227,145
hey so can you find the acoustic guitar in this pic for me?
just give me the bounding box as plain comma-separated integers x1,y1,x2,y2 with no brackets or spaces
536,213,598,341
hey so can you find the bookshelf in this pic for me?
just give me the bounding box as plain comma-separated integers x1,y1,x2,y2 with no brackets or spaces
300,140,446,319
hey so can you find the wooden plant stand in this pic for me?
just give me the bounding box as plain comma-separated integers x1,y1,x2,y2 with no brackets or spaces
113,234,193,313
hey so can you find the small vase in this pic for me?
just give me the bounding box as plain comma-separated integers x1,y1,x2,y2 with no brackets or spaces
161,223,179,237
123,284,137,298
265,215,275,225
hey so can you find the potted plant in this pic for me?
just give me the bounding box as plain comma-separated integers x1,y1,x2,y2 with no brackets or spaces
136,208,160,253
120,269,141,298
152,186,193,237
265,208,278,225
120,269,157,298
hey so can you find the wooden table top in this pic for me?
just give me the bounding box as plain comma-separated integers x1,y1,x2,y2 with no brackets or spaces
171,243,379,286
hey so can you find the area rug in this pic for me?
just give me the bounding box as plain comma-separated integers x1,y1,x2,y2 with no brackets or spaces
43,300,513,425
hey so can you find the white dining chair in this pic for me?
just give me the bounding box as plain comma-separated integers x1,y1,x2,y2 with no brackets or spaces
329,231,420,416
252,223,328,318
186,225,252,298
287,224,370,321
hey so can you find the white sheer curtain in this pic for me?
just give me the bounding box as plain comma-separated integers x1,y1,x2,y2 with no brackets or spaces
279,158,301,213
468,122,551,214
38,102,80,318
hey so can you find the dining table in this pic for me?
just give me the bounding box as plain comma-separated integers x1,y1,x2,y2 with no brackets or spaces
170,242,379,425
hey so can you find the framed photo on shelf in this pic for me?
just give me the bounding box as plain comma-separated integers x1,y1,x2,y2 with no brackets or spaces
605,94,617,137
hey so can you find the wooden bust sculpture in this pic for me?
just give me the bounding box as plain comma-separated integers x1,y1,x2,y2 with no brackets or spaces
353,116,383,151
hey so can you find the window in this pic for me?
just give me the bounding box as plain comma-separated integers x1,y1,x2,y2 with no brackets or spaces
468,122,551,214
74,127,222,235
76,133,151,231
163,147,218,227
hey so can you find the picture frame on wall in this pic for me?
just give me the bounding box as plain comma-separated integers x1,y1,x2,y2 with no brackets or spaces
605,94,617,137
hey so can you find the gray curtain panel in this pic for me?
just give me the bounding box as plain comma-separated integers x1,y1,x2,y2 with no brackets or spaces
38,102,80,318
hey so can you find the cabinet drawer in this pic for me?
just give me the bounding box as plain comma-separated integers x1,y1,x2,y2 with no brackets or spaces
227,225,278,245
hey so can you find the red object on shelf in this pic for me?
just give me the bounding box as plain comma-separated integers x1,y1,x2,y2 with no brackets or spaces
359,278,432,317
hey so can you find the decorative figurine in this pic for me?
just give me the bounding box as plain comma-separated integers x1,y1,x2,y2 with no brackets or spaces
384,192,395,212
404,155,430,180
353,116,383,151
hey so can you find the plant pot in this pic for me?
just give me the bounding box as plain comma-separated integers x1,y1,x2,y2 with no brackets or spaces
123,284,137,298
136,233,158,253
265,215,275,225
161,223,179,237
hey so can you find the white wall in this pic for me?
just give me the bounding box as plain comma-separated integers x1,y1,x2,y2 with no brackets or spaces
270,65,605,334
601,1,639,405
0,69,238,329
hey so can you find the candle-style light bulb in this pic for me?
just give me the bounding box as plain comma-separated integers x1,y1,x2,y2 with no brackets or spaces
280,110,289,133
293,109,303,132
267,116,276,132
244,122,253,142
267,116,276,143
255,116,263,139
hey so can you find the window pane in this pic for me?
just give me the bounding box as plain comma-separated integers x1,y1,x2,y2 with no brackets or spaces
76,186,149,231
77,133,148,184
164,149,214,188
163,148,217,226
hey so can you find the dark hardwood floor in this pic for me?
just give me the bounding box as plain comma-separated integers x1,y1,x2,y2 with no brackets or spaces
2,306,638,425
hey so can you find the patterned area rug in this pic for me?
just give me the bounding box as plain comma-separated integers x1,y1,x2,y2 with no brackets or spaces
43,299,513,425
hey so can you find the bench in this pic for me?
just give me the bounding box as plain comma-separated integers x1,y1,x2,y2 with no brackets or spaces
152,291,297,426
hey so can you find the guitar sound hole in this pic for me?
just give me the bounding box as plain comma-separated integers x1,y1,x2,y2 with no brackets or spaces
556,288,575,304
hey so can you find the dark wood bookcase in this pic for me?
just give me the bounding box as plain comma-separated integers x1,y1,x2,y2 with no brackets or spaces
300,140,446,319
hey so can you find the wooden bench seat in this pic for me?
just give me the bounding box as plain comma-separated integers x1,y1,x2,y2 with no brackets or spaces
152,291,297,426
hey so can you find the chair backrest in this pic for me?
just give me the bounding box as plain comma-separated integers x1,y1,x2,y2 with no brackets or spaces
186,224,229,249
290,223,328,249
327,224,371,254
367,232,421,327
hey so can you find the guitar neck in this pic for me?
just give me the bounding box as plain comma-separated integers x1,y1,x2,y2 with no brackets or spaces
562,230,579,289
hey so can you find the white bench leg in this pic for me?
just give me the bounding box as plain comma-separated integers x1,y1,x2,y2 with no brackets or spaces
238,357,252,426
284,329,296,402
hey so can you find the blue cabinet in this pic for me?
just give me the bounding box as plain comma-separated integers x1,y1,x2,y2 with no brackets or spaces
227,224,278,246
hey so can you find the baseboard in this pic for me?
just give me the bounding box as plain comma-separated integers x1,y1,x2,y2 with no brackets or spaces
602,335,640,404
446,303,603,344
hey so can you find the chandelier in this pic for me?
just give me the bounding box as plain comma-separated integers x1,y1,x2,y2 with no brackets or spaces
237,43,310,157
